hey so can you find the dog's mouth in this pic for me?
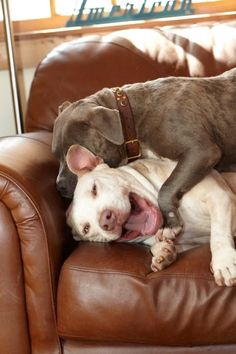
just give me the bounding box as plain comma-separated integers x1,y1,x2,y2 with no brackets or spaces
118,193,163,241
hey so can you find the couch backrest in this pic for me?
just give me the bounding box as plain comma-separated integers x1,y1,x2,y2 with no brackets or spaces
25,21,236,132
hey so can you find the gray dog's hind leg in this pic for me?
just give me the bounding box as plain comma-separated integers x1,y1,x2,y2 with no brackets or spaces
157,143,222,240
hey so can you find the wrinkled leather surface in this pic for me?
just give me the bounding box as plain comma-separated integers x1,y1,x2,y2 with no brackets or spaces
0,201,30,354
25,21,236,132
58,243,236,346
1,20,236,354
0,133,70,354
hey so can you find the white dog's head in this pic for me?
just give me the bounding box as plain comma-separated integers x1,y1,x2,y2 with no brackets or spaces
66,145,163,242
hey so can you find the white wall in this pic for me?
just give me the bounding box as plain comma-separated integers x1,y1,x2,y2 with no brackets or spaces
23,68,35,100
0,70,17,136
0,68,35,137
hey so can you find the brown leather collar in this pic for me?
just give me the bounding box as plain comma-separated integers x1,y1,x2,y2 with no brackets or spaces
112,87,141,162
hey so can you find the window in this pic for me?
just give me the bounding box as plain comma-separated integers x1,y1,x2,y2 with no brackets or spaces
0,1,235,34
0,0,51,20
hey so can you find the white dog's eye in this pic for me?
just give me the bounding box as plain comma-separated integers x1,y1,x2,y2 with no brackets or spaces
92,183,97,197
83,223,90,235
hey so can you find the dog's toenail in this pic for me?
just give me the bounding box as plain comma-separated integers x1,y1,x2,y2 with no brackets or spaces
157,256,164,263
209,263,213,274
166,239,173,244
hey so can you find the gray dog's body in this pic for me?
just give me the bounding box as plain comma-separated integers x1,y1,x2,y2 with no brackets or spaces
52,67,236,235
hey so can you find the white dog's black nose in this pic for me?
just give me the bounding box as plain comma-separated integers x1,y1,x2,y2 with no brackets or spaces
99,210,116,231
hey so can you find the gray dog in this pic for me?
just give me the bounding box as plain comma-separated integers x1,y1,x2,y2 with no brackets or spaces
52,67,236,238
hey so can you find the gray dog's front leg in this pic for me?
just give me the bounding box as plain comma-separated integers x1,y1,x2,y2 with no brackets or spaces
157,143,222,240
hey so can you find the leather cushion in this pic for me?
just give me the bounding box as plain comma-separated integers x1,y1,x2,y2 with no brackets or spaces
57,242,236,346
25,21,236,132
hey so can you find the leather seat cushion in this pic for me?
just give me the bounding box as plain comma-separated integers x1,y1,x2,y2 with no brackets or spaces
57,242,236,346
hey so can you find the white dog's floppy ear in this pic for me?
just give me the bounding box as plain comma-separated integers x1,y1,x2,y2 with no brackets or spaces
66,144,103,176
58,101,71,114
90,107,124,145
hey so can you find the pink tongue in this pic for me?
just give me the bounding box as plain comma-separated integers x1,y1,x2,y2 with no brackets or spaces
124,195,162,235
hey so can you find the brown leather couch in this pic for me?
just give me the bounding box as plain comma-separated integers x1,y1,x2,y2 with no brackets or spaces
1,20,236,354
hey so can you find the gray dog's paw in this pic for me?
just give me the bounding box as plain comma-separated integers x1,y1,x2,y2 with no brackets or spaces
151,239,177,272
156,225,182,241
157,210,183,241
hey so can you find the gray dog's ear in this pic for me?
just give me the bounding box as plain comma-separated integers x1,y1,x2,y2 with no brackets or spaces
58,101,71,114
90,107,124,145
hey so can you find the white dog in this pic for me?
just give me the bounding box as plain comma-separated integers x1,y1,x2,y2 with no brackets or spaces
66,144,236,287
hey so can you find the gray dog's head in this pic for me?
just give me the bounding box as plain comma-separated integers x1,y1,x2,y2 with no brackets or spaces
52,94,126,199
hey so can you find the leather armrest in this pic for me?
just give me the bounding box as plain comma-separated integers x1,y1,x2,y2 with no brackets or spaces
0,132,69,353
